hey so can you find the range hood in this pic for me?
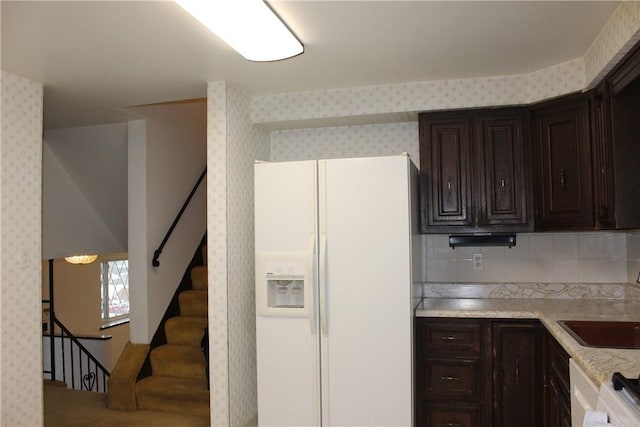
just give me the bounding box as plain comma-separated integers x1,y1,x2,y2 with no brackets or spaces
448,234,516,249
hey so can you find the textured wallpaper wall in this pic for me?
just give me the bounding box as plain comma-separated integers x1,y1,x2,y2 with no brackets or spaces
584,1,640,87
208,81,269,426
225,84,269,427
1,71,43,426
207,81,231,426
270,122,418,163
252,2,640,129
251,60,585,127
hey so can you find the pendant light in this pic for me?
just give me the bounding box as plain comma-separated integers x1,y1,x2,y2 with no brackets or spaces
64,255,98,265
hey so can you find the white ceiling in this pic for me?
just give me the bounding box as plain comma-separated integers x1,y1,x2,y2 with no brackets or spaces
1,1,619,130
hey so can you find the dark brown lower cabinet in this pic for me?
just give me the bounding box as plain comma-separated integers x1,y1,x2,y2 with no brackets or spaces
415,318,488,427
416,318,569,427
492,321,543,427
425,403,480,427
543,328,571,427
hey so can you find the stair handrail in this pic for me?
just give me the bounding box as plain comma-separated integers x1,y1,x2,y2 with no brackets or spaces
50,317,111,392
152,167,207,267
43,259,110,392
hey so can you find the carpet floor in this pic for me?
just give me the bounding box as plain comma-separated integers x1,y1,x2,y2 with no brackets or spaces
44,385,210,427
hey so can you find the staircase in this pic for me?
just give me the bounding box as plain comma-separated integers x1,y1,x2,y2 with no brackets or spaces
134,258,209,417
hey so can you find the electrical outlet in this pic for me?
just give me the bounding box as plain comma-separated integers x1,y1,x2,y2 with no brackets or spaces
472,253,483,270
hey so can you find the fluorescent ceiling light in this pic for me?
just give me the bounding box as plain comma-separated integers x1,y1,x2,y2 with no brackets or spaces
176,0,304,62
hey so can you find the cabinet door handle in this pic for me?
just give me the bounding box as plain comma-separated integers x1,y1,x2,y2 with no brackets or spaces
441,335,461,342
440,375,460,382
447,177,452,192
442,422,462,427
500,175,506,192
560,169,566,190
515,360,520,385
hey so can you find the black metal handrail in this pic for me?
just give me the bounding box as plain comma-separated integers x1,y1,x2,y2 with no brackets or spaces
44,318,110,393
152,168,206,267
43,259,110,393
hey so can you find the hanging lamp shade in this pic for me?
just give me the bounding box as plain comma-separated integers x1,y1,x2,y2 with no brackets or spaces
64,255,98,265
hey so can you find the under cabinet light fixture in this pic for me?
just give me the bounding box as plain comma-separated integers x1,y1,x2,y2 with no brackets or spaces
175,0,304,62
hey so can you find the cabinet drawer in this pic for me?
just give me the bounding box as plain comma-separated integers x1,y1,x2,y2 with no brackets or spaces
425,403,480,427
418,319,481,354
424,359,479,398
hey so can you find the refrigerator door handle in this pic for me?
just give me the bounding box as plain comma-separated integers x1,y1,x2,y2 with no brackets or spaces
308,233,317,335
319,232,328,336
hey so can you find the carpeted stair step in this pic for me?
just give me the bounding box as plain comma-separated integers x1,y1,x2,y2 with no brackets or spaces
191,266,208,290
136,375,209,417
150,344,206,379
165,316,208,346
179,290,207,317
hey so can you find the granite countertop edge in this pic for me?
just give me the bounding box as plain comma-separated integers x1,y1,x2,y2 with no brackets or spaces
415,297,640,388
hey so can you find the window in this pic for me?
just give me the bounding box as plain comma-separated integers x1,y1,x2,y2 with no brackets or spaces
101,259,129,325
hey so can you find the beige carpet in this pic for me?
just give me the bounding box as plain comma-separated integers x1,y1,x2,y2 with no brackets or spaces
44,385,209,427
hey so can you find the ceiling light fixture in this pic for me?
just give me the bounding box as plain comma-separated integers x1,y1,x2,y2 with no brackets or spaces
176,0,304,62
64,255,98,265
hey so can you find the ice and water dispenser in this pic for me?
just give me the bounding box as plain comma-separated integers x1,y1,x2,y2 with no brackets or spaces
256,254,309,317
267,274,304,308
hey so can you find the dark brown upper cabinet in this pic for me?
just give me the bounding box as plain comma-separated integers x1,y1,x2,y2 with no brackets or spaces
419,108,531,233
598,41,640,230
530,93,594,230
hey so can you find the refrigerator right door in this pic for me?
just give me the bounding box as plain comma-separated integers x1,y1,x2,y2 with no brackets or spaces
319,155,413,427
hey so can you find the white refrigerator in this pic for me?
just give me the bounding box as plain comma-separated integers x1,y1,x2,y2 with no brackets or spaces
255,154,419,427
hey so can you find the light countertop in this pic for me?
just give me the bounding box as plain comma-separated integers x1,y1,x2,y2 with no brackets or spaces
415,297,640,388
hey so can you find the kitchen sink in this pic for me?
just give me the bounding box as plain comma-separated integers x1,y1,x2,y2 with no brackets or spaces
558,320,640,349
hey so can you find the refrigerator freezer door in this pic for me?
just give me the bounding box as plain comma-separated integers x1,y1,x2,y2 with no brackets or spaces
319,156,413,427
255,160,320,427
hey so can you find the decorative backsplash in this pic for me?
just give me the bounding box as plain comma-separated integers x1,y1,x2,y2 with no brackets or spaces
422,282,628,300
424,233,631,285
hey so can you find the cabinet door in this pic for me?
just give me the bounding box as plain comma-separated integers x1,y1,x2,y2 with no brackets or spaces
531,95,593,229
546,376,572,427
419,114,473,231
476,111,529,228
543,328,571,427
591,86,615,228
492,321,543,427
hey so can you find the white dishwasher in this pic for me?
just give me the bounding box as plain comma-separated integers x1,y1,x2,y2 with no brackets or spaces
593,373,640,427
570,359,600,427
